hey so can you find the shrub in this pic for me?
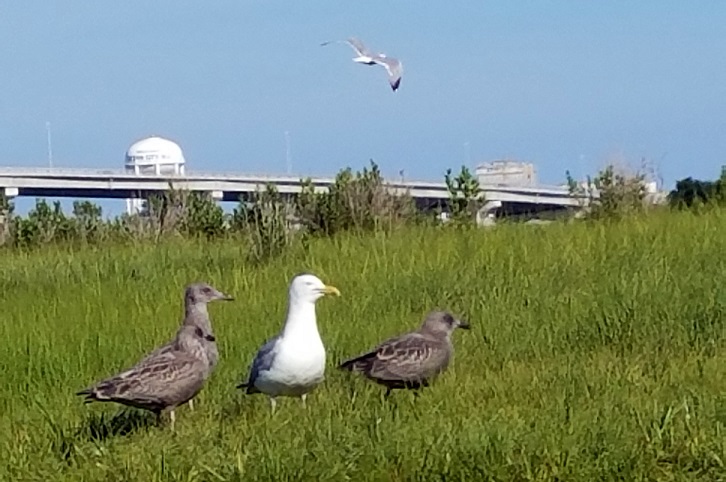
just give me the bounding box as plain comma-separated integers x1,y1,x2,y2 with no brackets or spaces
179,192,226,239
567,164,648,220
13,199,74,247
71,201,105,244
234,184,296,264
444,165,485,225
296,160,416,236
667,168,726,209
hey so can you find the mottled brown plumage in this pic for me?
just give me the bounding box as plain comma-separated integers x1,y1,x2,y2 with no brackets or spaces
76,283,233,427
77,325,209,411
339,311,469,395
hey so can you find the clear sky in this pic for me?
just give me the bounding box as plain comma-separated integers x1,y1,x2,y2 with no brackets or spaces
1,1,725,215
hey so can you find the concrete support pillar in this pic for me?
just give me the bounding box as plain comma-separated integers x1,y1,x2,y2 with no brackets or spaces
125,198,144,216
0,188,13,244
210,190,224,201
1,187,18,199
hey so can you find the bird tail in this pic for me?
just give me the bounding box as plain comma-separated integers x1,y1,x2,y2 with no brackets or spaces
235,381,260,394
75,379,123,404
75,386,102,404
338,352,374,372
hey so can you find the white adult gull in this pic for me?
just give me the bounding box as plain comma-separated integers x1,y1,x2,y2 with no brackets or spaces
320,37,403,92
236,273,340,412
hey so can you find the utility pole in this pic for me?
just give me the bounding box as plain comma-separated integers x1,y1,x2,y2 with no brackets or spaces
46,121,53,168
285,130,292,175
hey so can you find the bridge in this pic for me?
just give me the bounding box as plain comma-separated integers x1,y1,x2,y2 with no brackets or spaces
0,166,585,220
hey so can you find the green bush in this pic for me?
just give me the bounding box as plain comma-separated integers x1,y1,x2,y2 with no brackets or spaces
234,184,296,264
296,161,416,237
445,165,485,224
668,167,726,210
567,165,648,220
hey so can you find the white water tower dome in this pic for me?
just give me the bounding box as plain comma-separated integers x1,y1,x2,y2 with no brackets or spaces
124,135,186,176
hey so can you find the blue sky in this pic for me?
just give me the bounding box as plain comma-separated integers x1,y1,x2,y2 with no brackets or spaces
1,2,725,214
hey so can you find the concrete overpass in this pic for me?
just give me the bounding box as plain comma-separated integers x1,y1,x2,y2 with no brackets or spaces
0,166,585,219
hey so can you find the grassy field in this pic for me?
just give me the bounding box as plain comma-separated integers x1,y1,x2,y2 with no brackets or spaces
1,211,725,481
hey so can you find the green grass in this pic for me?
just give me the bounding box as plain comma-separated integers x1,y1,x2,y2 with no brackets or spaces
1,211,726,481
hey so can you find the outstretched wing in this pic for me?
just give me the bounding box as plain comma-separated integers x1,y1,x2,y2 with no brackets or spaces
320,37,371,58
345,37,372,57
373,56,403,91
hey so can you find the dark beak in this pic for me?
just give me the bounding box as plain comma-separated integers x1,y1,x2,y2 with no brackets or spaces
457,319,471,330
220,292,235,301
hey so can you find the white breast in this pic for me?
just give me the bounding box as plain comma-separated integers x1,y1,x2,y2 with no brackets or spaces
255,336,326,397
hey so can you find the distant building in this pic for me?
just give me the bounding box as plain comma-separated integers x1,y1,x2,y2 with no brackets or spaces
476,160,537,186
124,136,186,215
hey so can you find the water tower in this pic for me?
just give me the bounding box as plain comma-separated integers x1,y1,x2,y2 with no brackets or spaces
124,136,186,215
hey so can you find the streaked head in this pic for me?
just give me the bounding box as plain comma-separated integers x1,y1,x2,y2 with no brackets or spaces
288,273,341,304
419,311,470,336
184,283,235,305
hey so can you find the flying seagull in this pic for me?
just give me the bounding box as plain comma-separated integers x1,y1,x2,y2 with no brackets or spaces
339,311,469,396
76,283,234,429
236,273,341,412
321,37,403,91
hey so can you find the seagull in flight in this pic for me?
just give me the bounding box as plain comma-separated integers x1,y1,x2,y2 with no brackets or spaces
321,37,403,92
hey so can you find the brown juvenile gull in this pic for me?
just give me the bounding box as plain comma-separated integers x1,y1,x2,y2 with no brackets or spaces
76,283,233,428
236,273,340,412
320,37,403,91
339,311,469,396
135,282,230,411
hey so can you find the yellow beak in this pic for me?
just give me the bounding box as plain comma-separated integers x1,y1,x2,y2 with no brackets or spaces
323,285,341,296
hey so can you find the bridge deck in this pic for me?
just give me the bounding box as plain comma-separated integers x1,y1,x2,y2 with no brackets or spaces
0,166,584,209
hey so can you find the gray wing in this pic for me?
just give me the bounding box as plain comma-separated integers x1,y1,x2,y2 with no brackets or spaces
238,336,280,392
320,37,371,57
372,56,403,90
345,37,372,57
77,351,208,411
348,333,450,382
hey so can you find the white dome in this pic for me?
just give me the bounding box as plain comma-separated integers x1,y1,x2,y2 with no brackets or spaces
124,135,185,176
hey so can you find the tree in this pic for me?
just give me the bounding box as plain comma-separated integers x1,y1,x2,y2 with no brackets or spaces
667,170,726,209
444,165,484,224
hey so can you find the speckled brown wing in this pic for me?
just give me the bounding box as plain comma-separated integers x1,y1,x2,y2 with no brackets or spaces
369,333,451,382
77,351,207,412
341,333,451,387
